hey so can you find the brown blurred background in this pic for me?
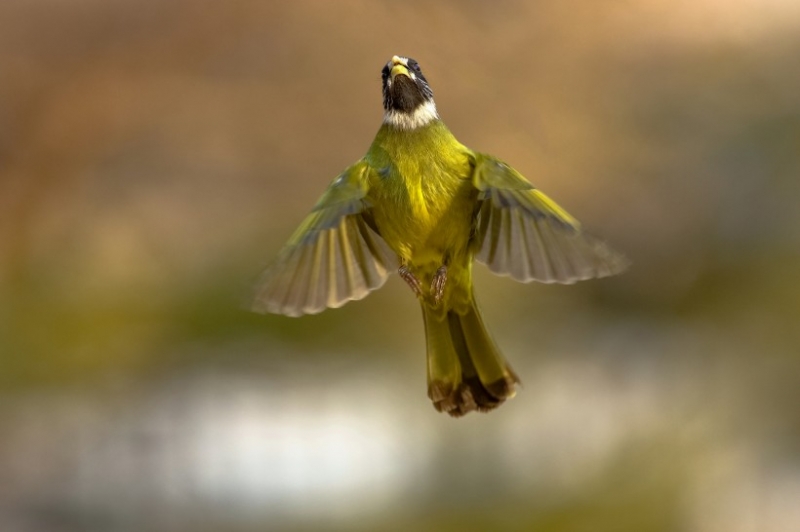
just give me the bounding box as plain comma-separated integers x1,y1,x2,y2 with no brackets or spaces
2,1,800,531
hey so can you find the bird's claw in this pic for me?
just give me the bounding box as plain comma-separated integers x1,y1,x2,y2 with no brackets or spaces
399,264,447,304
398,265,423,297
431,265,447,305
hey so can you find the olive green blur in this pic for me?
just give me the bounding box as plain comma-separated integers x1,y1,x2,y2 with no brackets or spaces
2,1,800,532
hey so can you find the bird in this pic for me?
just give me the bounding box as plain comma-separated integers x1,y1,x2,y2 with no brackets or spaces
252,55,628,417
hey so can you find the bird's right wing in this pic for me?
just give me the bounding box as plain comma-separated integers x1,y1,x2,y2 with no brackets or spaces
471,153,628,284
252,161,397,317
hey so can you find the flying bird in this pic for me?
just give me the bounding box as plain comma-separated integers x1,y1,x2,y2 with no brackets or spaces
253,56,627,417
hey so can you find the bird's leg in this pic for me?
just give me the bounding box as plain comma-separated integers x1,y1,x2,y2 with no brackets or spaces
398,264,423,298
431,265,447,305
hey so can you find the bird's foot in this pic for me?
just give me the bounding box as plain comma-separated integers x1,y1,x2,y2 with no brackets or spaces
431,265,447,305
398,265,423,298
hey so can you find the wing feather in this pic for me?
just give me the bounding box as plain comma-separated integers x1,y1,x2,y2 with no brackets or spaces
252,162,397,316
472,154,629,284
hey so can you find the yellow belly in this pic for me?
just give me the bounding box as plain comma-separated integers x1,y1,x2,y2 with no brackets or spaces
369,158,475,266
364,120,478,315
365,121,476,268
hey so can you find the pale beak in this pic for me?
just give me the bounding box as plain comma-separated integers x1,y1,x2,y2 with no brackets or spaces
390,56,410,80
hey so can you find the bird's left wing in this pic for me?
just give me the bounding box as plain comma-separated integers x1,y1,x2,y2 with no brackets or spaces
471,153,628,284
252,161,397,316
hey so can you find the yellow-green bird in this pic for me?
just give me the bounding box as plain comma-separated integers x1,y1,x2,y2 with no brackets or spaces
253,56,627,417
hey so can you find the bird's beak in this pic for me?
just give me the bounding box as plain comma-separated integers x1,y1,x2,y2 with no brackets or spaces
390,56,410,80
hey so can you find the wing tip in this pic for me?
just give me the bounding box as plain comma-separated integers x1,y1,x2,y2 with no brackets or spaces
476,242,630,285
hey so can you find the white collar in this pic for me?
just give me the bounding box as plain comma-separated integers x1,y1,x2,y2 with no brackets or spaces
382,101,439,130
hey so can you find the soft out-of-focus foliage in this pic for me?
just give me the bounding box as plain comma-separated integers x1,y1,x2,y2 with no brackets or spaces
2,1,799,531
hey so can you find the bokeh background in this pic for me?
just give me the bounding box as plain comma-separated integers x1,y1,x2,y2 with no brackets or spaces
2,1,800,531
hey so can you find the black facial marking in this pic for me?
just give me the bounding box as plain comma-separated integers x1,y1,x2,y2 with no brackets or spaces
388,76,428,112
381,56,434,113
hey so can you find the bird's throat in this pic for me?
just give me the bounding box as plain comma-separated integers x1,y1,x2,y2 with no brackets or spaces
383,100,439,130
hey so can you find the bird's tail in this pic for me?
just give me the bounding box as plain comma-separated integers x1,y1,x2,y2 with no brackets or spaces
422,297,519,417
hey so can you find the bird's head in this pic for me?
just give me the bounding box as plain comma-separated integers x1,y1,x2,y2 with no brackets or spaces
381,55,439,130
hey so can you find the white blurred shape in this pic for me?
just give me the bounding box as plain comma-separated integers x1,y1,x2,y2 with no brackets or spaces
184,373,419,518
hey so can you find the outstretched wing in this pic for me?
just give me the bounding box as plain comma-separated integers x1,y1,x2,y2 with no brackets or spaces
472,154,628,284
252,161,397,316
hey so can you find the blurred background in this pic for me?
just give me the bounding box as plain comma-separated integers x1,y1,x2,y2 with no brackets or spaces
2,1,800,531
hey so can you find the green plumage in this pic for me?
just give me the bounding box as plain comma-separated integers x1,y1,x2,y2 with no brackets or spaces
253,56,627,417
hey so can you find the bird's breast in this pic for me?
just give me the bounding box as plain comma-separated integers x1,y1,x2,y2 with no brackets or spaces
368,150,476,266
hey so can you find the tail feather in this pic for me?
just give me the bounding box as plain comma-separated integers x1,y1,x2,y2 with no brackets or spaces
423,298,519,417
